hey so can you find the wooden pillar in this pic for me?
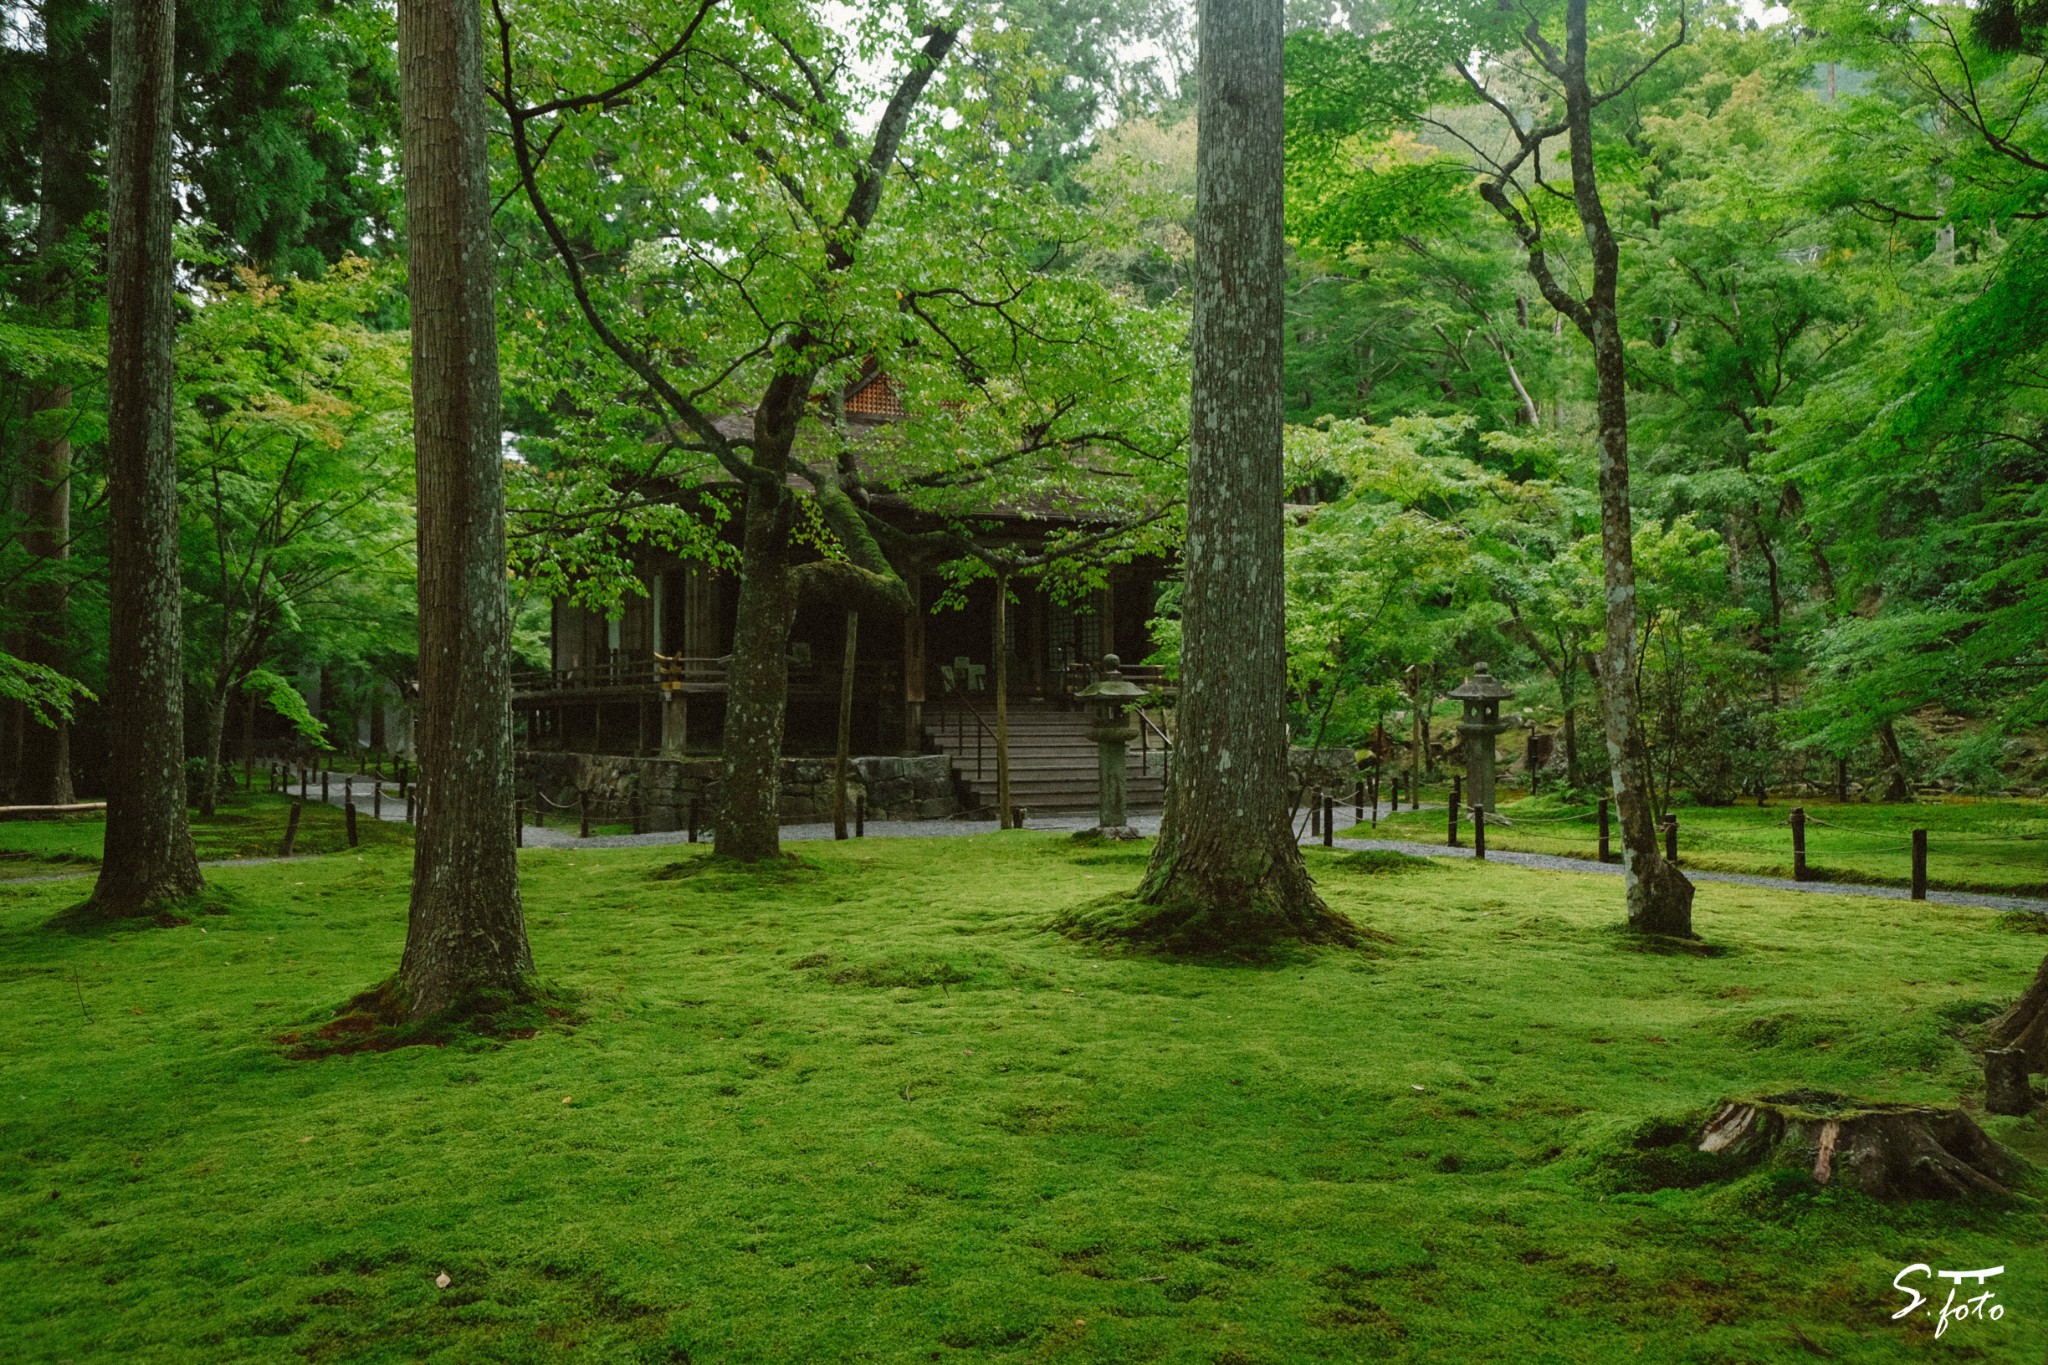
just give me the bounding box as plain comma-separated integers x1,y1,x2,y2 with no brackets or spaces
902,570,926,753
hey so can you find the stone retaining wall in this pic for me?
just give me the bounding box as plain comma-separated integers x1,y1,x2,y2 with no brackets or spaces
517,751,961,828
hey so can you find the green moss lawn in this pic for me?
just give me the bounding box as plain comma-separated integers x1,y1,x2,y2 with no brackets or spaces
2,833,2044,1361
0,792,412,882
1351,794,2048,898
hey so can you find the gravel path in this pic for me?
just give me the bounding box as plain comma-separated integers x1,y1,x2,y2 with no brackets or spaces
10,783,2044,916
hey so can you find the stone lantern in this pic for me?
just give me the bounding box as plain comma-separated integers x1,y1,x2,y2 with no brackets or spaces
1073,654,1150,840
1447,662,1514,812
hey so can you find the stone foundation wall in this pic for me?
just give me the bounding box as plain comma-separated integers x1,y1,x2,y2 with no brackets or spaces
517,751,960,828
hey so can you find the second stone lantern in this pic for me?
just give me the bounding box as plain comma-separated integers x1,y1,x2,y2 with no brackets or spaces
1447,662,1514,813
1073,654,1150,840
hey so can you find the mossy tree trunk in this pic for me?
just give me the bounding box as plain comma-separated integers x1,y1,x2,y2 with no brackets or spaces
87,0,203,918
1134,0,1332,948
393,0,532,1017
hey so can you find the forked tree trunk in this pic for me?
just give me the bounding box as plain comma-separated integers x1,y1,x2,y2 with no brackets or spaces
394,0,532,1017
1561,0,1692,935
85,0,203,918
715,485,796,862
1134,0,1335,950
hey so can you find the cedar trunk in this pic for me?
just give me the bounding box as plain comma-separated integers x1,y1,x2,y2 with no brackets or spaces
87,0,202,917
833,610,858,839
1136,0,1327,943
1562,0,1693,935
394,0,532,1016
11,0,96,807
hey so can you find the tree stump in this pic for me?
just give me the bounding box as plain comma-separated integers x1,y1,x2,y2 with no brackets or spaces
1695,1091,2021,1200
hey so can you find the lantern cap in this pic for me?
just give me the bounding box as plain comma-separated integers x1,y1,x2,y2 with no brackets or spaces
1446,662,1514,702
1074,653,1150,701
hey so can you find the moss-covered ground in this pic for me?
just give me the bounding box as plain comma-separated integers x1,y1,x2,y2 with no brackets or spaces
0,791,413,882
2,833,2044,1361
1350,794,2048,898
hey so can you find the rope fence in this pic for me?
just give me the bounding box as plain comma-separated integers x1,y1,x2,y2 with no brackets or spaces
1309,777,2041,902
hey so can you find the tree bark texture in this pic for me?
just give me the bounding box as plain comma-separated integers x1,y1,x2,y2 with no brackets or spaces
395,0,532,1016
1561,0,1693,935
87,0,203,917
1136,0,1329,946
715,483,797,861
11,0,98,807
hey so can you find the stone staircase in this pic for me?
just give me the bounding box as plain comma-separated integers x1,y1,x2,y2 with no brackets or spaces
928,698,1168,815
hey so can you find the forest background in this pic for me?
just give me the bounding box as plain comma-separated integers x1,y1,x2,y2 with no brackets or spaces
2,0,2044,813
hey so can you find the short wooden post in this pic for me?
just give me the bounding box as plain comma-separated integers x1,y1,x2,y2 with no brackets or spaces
1309,789,1320,837
1447,796,1459,848
1322,794,1334,847
532,795,543,827
281,800,303,857
1369,772,1379,829
344,776,353,807
1912,828,1927,900
374,781,382,819
1663,815,1678,864
1353,780,1364,823
856,796,866,838
299,766,308,800
345,801,359,848
405,791,415,824
688,799,699,844
321,769,329,803
579,790,591,840
1598,797,1611,863
1790,807,1807,881
1472,805,1486,860
1450,773,1462,820
1986,1046,2032,1116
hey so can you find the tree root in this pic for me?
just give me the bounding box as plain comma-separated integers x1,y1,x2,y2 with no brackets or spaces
1696,1090,2022,1200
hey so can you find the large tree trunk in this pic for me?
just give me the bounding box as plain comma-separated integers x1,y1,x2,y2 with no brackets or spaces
715,483,797,861
1133,0,1335,950
394,0,532,1017
1563,0,1693,936
13,0,98,808
84,0,203,918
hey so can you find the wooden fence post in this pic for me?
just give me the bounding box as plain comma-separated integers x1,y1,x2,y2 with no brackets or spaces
1323,794,1334,847
857,795,866,839
579,790,591,840
1598,798,1611,863
345,801,359,848
1354,780,1364,823
280,800,302,857
1472,805,1486,860
1912,829,1928,900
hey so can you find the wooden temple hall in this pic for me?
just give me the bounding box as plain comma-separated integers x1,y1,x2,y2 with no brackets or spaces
515,556,1171,762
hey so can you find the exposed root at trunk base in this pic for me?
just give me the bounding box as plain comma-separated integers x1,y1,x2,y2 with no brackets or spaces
1696,1090,2023,1200
1983,952,2048,1113
278,975,579,1060
1055,888,1366,959
47,884,237,933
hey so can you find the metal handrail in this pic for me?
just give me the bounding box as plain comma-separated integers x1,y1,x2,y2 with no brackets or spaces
1135,705,1173,779
941,690,1000,779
